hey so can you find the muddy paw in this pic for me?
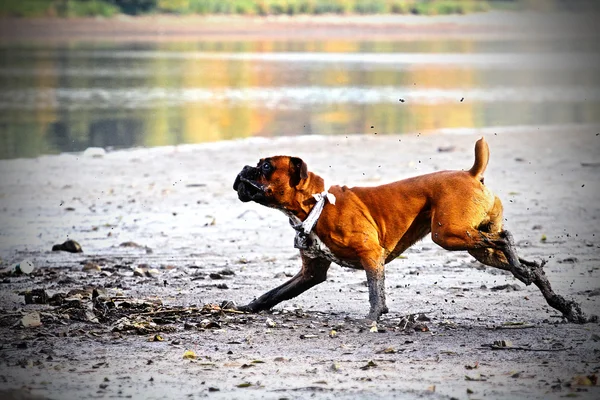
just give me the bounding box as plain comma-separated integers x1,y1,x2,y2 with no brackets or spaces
234,303,262,313
366,308,386,322
220,300,237,310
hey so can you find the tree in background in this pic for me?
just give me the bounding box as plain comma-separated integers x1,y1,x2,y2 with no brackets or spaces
0,0,596,18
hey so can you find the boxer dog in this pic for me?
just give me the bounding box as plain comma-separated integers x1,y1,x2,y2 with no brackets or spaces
232,138,540,321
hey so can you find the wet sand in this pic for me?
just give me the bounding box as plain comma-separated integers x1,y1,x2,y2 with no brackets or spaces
0,126,599,399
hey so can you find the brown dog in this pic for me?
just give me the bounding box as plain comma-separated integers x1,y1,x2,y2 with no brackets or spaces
232,138,583,322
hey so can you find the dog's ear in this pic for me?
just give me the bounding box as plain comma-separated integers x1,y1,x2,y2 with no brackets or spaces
289,157,308,187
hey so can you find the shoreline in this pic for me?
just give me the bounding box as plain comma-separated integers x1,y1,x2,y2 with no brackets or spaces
1,11,598,43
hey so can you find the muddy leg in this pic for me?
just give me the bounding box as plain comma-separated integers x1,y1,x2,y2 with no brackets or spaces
480,230,533,284
362,257,388,321
237,255,331,313
469,232,595,324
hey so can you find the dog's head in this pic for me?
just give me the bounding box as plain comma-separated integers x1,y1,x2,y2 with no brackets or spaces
233,156,308,210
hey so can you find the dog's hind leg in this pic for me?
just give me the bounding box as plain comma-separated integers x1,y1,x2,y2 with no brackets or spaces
433,194,592,323
237,255,331,313
468,235,593,324
432,196,533,284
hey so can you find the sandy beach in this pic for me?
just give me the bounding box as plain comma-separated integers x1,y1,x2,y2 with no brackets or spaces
0,125,599,399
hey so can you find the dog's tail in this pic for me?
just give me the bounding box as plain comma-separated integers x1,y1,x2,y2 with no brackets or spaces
469,137,489,180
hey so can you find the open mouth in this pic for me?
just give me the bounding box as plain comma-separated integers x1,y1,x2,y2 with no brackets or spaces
233,174,266,203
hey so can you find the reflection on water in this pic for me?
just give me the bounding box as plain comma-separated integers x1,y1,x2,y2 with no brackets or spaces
1,38,599,159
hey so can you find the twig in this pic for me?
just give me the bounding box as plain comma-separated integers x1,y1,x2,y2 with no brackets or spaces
130,306,246,317
481,344,570,352
486,324,536,330
272,387,334,392
134,307,201,316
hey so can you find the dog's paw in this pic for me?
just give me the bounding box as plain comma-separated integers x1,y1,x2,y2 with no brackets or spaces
234,303,257,313
220,300,237,310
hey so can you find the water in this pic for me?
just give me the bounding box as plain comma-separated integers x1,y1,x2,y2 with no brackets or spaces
1,37,599,159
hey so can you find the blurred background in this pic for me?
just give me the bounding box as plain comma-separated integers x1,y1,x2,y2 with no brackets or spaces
0,0,599,159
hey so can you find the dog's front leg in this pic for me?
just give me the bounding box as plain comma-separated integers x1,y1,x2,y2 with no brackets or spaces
362,256,389,321
237,255,331,313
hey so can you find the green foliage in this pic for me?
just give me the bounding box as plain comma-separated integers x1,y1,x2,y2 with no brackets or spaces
409,0,490,15
353,0,387,14
1,0,494,18
0,0,120,17
108,0,157,15
0,0,56,17
156,0,190,14
65,0,120,17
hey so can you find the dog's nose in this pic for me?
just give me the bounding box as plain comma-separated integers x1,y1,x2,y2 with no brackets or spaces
233,165,254,190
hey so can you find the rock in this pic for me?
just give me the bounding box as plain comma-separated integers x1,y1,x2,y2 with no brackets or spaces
145,268,160,278
219,268,235,276
119,241,143,248
83,147,106,158
82,262,101,273
21,312,42,328
22,289,48,305
265,318,276,328
52,240,83,253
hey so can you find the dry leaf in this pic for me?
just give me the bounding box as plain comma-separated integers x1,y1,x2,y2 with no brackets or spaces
465,374,487,381
360,360,378,370
572,374,597,386
183,350,197,360
376,347,396,354
369,322,378,333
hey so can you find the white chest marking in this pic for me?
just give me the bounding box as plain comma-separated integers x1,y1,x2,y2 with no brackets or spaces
288,213,360,269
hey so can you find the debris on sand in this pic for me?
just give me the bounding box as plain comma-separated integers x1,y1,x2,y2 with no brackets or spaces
21,312,42,328
396,313,430,332
490,283,520,291
571,374,598,386
82,262,101,273
1,259,34,275
182,350,197,360
359,360,377,370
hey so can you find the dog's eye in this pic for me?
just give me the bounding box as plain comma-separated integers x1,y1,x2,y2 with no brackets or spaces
261,163,271,172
